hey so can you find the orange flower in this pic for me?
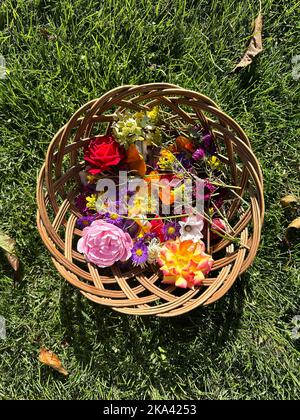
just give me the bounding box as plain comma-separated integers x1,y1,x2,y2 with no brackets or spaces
175,136,195,153
157,240,213,289
145,172,178,206
159,189,175,205
126,144,146,176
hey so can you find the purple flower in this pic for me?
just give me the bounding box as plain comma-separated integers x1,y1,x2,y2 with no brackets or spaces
204,180,217,201
131,240,148,266
163,221,180,240
143,232,156,241
83,183,97,193
202,133,216,155
77,214,98,229
194,179,217,201
75,194,88,213
176,152,194,172
104,212,123,227
192,148,206,161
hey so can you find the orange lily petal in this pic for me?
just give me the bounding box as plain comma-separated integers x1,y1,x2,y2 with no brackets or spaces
126,144,147,176
159,189,175,205
175,136,195,153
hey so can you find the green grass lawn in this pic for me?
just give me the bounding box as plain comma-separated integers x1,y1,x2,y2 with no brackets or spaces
0,0,300,400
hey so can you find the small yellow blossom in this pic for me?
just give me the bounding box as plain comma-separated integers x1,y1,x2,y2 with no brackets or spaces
86,174,96,183
157,149,176,170
207,155,221,169
86,194,97,210
110,213,119,220
146,106,160,123
128,195,151,216
134,110,145,120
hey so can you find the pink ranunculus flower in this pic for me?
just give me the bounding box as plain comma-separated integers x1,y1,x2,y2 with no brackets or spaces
77,220,133,267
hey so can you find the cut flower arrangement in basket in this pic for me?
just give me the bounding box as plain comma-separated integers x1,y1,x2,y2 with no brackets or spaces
37,84,264,316
75,105,234,289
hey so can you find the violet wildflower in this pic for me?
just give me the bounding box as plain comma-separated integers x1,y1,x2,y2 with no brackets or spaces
176,152,194,171
77,215,98,229
202,133,216,155
213,197,224,209
104,212,123,227
131,240,149,267
163,221,180,240
122,219,140,238
192,147,206,161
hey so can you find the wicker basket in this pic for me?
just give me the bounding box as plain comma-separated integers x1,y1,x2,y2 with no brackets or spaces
37,83,264,317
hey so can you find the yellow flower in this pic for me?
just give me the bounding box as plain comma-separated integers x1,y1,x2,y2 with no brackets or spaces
134,110,145,120
86,194,97,210
146,106,160,123
129,195,151,216
95,197,109,213
86,174,96,184
157,149,176,170
109,213,119,220
174,183,185,199
113,116,143,146
209,207,214,216
134,216,151,236
207,155,221,169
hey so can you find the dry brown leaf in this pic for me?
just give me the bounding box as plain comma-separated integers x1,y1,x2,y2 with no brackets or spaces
286,217,300,243
5,252,20,272
0,229,20,278
39,347,68,376
280,195,299,208
40,28,57,41
233,14,263,72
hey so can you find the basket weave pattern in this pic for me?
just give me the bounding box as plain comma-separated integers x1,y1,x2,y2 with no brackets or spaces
37,83,264,317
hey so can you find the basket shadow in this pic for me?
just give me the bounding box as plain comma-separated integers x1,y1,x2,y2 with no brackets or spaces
59,276,249,376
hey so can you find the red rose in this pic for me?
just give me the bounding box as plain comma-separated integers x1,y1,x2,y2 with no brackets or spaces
84,135,125,174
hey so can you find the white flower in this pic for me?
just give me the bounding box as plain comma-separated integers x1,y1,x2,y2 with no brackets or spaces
147,238,162,264
179,214,204,242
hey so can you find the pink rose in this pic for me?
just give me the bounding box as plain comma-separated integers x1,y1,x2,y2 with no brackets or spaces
77,220,133,267
211,218,227,240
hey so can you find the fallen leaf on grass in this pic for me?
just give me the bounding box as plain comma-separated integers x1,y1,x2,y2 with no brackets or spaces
40,28,57,41
0,229,20,278
39,348,68,376
232,14,263,72
280,194,299,208
286,217,300,243
5,252,19,272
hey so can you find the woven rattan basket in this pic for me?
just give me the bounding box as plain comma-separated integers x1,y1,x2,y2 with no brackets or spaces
37,83,264,317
